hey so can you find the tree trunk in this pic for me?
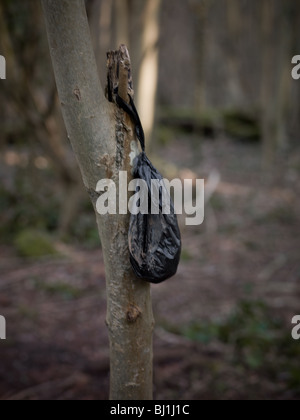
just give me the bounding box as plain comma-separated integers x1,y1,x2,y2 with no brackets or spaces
225,0,245,107
114,0,130,48
190,0,209,111
260,0,275,171
135,0,161,146
260,0,293,172
41,0,154,400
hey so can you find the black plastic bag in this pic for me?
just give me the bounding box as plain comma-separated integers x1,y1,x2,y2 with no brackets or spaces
116,93,181,283
129,152,181,283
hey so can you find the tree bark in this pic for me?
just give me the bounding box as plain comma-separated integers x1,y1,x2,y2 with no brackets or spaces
41,0,154,400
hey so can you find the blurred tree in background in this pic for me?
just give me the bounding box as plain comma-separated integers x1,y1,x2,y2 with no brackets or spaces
1,0,300,245
0,0,84,242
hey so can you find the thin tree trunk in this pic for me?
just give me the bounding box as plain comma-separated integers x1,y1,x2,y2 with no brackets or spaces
261,0,292,172
225,0,245,106
260,0,276,171
114,0,130,48
190,0,209,111
261,0,293,171
135,0,161,145
41,0,154,400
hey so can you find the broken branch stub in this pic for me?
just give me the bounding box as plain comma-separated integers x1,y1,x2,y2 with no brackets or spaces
106,44,134,106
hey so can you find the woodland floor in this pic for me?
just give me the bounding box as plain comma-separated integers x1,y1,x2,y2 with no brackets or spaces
1,136,300,400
